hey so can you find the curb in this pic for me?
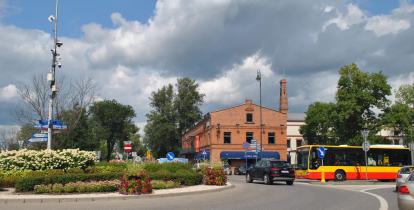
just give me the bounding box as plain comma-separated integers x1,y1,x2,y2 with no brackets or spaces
0,183,235,204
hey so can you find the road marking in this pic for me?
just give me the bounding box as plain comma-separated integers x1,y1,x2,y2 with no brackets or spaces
360,188,389,210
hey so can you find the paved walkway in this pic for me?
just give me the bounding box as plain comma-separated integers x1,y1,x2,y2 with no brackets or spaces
0,182,234,203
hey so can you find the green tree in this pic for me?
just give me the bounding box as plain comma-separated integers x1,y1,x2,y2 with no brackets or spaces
300,102,337,145
18,123,44,150
144,85,177,158
54,107,100,150
381,103,414,144
174,78,205,138
396,83,414,109
89,99,136,161
335,64,391,145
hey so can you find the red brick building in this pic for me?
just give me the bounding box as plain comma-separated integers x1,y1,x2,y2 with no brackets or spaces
181,79,288,168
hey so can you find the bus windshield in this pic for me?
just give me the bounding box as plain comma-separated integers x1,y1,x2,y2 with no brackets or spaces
296,147,309,170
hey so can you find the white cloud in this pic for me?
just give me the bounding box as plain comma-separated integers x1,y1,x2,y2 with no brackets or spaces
323,4,365,31
365,16,410,36
0,84,18,101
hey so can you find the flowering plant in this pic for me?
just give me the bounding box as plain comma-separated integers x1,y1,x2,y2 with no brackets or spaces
0,149,96,171
119,171,152,195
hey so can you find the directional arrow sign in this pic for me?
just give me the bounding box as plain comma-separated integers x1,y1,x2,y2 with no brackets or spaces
32,133,48,138
28,137,48,143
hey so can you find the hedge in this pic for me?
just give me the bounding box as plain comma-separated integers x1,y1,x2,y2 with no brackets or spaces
34,180,120,194
15,172,123,192
143,162,193,173
149,169,202,186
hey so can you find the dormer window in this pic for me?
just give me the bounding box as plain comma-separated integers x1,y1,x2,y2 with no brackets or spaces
246,113,253,123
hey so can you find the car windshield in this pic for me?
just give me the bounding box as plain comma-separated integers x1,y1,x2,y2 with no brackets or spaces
400,167,414,174
271,161,290,167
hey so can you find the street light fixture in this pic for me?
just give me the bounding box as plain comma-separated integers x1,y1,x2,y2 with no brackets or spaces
256,70,263,158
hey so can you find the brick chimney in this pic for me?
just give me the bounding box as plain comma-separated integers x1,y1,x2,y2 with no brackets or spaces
279,79,288,114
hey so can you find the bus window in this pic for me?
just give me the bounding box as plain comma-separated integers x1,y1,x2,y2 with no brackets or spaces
297,148,310,170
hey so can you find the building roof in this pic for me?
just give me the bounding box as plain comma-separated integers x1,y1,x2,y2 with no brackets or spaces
288,113,306,121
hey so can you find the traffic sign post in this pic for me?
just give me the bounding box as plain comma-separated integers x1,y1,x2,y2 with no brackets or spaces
361,130,370,180
124,141,132,159
202,150,207,160
166,152,175,161
409,142,414,166
317,147,326,184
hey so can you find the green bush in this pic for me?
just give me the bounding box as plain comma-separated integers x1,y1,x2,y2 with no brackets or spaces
94,162,128,173
34,180,119,194
203,167,227,186
0,170,32,187
15,172,123,192
149,170,202,186
151,180,180,189
143,162,192,173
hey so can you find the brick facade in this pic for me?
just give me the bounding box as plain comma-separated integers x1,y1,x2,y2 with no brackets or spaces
181,80,288,167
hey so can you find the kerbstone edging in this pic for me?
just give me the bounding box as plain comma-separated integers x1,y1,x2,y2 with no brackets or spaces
0,182,235,204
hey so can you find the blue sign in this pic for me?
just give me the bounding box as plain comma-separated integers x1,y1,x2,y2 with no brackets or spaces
166,152,175,161
32,133,48,138
202,150,207,156
34,120,67,130
317,147,326,159
28,137,48,143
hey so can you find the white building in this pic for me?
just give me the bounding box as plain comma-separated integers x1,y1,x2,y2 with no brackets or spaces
286,113,305,164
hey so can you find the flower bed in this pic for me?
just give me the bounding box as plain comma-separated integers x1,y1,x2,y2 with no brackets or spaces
0,149,96,171
119,171,152,195
34,180,120,194
203,164,227,186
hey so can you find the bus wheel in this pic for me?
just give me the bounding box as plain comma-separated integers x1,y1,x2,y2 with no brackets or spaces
334,170,346,181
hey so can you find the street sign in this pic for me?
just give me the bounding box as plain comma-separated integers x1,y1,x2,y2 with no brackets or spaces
202,150,207,156
242,142,250,149
166,152,175,161
317,147,326,159
28,137,48,143
409,142,414,152
32,133,48,138
124,144,132,152
362,141,370,152
131,152,137,157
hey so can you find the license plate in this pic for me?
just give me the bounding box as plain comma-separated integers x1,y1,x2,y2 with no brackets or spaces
281,170,289,173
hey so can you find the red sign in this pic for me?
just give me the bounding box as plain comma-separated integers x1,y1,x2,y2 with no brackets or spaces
124,144,132,152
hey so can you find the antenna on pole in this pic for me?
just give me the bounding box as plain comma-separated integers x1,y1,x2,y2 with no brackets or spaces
47,0,62,149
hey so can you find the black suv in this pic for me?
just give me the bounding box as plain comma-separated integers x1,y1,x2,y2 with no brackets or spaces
246,159,295,185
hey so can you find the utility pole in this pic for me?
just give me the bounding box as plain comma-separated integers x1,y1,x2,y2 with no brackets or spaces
256,70,262,158
47,0,63,149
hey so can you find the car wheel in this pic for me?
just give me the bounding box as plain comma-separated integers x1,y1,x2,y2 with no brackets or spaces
264,174,272,185
334,170,346,181
286,180,294,185
246,173,253,183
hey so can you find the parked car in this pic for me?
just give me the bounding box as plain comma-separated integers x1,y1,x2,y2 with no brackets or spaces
246,159,295,185
224,163,232,175
235,166,247,175
396,166,414,191
398,171,414,210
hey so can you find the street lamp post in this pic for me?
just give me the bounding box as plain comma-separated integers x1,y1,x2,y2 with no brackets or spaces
47,0,62,149
256,70,262,158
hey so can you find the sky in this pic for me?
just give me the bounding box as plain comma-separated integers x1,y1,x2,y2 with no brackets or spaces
0,0,414,132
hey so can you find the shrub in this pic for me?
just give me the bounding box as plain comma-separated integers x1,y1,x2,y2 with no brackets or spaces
143,162,192,173
0,170,32,187
34,180,120,194
94,162,128,173
149,170,202,186
203,167,227,186
15,172,123,192
0,149,96,171
151,180,180,189
119,171,152,195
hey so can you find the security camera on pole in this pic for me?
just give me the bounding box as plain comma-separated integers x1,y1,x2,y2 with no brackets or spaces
47,0,63,149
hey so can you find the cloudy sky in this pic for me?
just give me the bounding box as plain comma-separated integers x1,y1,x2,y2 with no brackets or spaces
0,0,414,131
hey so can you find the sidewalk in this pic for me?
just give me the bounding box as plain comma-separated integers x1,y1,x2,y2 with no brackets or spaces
0,182,234,204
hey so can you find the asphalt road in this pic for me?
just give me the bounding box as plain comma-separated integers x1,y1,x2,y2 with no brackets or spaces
368,187,398,210
2,176,381,210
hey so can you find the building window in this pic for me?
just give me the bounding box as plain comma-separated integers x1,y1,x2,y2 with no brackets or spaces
224,132,231,144
287,139,291,148
246,113,253,123
246,132,253,143
268,132,275,144
297,139,302,147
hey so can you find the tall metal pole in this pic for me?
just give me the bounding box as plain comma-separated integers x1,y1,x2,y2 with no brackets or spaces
362,130,369,181
47,0,61,149
256,70,262,159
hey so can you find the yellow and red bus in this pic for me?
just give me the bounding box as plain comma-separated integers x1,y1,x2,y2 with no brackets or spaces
295,145,411,181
